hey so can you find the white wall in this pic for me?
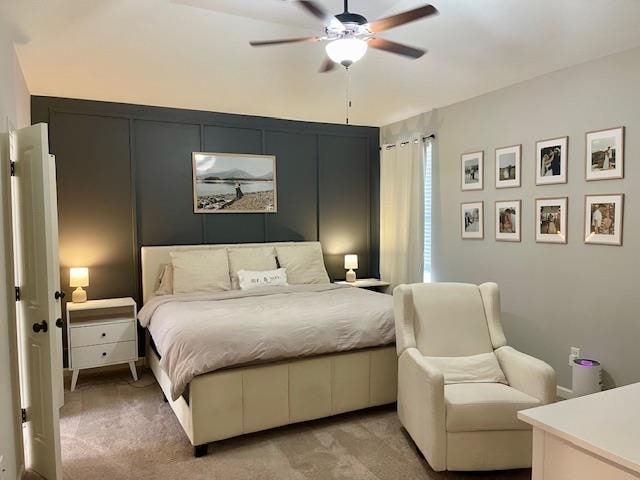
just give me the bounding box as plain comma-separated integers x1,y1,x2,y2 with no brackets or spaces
382,47,640,389
0,17,30,480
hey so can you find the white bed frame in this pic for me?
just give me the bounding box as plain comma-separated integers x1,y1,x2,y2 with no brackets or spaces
141,242,398,457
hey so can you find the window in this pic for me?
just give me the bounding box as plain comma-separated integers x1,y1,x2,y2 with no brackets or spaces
423,139,433,282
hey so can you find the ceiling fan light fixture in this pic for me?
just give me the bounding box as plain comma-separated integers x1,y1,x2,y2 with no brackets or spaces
325,38,368,66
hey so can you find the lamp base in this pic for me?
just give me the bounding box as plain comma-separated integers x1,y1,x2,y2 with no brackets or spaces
346,269,357,283
72,287,87,303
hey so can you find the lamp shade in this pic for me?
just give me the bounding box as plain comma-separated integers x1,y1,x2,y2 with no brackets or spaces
344,254,358,270
70,267,89,287
325,38,368,66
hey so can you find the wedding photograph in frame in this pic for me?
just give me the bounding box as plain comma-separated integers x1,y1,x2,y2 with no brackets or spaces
586,127,625,181
536,136,568,185
535,197,568,244
495,200,521,242
495,145,521,189
584,194,624,246
461,201,484,239
192,152,277,213
461,151,484,191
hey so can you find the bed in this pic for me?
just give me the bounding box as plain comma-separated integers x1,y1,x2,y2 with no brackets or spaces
140,242,398,456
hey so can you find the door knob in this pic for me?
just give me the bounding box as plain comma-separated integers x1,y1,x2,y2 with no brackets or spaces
54,291,66,300
55,318,63,328
33,320,48,333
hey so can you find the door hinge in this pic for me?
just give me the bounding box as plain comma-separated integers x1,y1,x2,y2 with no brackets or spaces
15,286,21,302
10,161,16,176
21,408,27,424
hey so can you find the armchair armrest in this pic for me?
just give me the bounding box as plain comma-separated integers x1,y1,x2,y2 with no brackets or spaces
495,346,556,404
398,348,447,471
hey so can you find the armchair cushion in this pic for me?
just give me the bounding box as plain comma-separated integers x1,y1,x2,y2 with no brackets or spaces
424,352,507,385
444,383,540,433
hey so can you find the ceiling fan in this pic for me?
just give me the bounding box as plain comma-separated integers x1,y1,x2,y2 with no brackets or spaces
250,0,439,72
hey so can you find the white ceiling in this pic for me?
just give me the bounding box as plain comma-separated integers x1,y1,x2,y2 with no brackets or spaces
3,0,640,126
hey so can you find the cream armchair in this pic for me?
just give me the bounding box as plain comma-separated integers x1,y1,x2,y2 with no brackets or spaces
394,282,556,472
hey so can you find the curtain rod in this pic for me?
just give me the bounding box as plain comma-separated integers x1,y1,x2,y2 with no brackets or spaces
382,133,435,150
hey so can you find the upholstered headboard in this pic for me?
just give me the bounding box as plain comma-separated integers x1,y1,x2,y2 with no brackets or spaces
140,241,322,304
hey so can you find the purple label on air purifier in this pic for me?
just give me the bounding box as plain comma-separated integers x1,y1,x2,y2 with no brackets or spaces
574,358,600,367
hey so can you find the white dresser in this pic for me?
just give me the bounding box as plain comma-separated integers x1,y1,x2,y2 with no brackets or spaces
519,383,640,480
67,297,138,391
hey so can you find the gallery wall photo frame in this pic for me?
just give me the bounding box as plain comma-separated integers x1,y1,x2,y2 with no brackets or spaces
461,201,484,239
192,152,277,214
495,200,521,242
461,151,484,191
585,126,625,181
535,197,568,244
535,136,568,185
495,144,521,189
584,194,624,246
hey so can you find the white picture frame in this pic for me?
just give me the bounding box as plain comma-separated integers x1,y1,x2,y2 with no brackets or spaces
495,200,521,242
536,137,568,185
192,152,277,213
495,145,521,189
535,197,568,244
461,151,484,191
585,127,624,181
461,201,484,239
584,194,624,246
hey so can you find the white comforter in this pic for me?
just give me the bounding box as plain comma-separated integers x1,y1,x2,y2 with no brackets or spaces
138,284,395,400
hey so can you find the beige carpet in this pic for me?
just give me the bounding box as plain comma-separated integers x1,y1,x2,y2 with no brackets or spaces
61,368,531,480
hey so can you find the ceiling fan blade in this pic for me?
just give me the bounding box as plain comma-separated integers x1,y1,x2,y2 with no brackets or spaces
368,4,438,33
319,57,336,73
295,0,329,21
368,38,426,59
250,36,322,47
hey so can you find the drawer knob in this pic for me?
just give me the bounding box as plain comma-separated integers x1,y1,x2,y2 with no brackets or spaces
101,333,106,337
102,352,107,357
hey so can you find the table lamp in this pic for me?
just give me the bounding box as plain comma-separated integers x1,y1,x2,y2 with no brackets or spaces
70,267,89,303
344,254,358,282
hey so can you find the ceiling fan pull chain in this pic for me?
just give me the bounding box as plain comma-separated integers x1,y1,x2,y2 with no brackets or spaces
345,66,352,125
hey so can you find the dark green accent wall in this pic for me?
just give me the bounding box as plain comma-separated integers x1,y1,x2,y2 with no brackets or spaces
32,97,380,308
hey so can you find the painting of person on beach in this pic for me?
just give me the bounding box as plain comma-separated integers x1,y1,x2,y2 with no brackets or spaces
192,152,277,213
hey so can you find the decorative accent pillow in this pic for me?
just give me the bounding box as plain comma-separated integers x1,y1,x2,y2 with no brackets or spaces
238,268,288,290
170,249,231,294
423,352,508,385
154,264,173,295
227,246,278,289
275,244,330,285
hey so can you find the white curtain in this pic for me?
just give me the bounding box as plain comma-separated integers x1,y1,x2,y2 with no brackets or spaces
380,141,425,288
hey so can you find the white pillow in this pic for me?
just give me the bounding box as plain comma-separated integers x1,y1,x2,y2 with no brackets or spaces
228,246,278,289
423,352,508,385
154,264,173,295
170,249,231,294
238,268,288,290
275,244,330,285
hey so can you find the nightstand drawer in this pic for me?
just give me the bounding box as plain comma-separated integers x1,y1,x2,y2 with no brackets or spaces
71,341,137,369
70,321,136,348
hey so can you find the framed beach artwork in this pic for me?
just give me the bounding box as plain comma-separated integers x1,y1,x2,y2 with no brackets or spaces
461,201,484,239
584,194,624,246
495,200,521,242
495,145,521,189
535,197,567,244
586,127,624,181
461,151,483,191
536,137,568,185
192,152,277,213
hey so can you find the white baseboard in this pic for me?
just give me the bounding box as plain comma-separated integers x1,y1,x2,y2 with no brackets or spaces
556,385,573,399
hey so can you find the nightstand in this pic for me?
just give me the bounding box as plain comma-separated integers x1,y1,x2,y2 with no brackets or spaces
66,297,138,391
335,278,391,292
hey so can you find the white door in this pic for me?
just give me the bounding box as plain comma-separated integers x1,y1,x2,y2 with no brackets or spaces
13,123,62,480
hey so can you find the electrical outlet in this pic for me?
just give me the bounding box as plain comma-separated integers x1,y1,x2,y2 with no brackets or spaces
569,347,580,366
